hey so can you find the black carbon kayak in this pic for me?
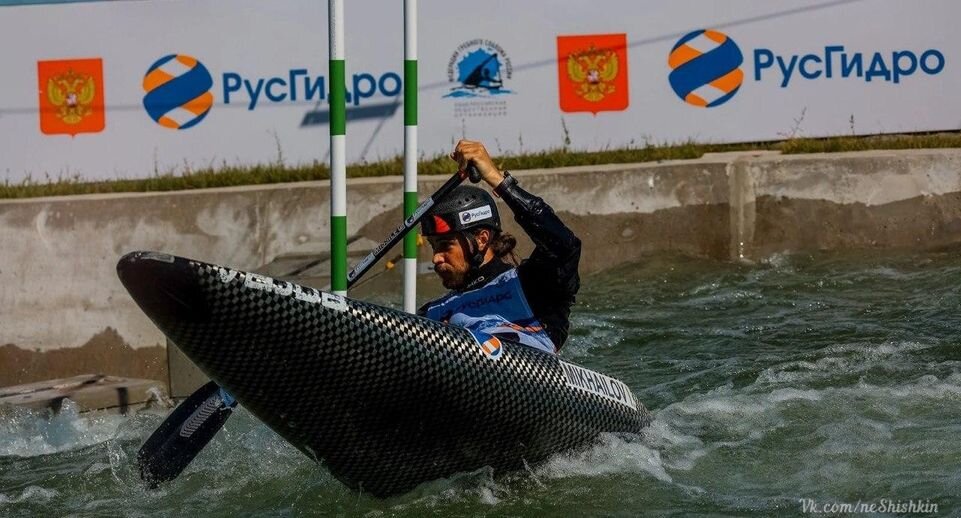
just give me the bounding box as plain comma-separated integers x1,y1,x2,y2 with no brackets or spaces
117,251,651,497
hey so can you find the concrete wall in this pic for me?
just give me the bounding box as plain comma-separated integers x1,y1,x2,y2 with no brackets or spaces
3,148,961,390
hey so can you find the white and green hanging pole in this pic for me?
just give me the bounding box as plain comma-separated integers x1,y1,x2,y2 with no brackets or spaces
403,0,418,313
329,0,347,296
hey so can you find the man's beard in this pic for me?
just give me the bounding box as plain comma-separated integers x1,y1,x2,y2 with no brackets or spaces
437,266,467,289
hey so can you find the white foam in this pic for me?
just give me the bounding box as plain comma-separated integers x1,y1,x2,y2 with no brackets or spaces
0,399,142,457
563,314,627,357
814,416,895,455
664,370,961,446
767,387,822,403
638,366,960,495
391,467,508,510
642,418,709,471
689,281,721,296
680,288,762,309
0,486,59,505
876,373,961,400
476,485,501,506
863,266,908,279
760,252,793,270
756,341,939,385
538,433,673,483
821,340,932,358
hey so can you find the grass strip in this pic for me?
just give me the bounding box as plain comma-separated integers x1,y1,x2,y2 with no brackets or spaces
3,133,960,199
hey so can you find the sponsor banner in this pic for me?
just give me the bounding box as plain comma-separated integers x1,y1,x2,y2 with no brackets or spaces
0,0,957,181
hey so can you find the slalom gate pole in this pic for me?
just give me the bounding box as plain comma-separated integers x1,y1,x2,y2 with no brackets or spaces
329,0,347,297
403,0,418,313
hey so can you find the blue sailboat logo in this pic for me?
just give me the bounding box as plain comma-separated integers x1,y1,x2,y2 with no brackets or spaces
445,47,514,98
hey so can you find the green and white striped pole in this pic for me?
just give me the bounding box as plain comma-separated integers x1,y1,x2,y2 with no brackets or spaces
329,0,347,296
403,0,418,313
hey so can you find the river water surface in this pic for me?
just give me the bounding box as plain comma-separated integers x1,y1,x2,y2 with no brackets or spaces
2,250,959,516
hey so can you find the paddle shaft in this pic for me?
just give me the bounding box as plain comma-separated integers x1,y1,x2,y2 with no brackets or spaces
346,166,478,287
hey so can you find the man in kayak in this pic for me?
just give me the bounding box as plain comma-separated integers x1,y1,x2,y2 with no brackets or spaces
418,139,581,354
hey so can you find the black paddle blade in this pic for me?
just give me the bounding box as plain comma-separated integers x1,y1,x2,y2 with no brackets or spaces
137,381,235,486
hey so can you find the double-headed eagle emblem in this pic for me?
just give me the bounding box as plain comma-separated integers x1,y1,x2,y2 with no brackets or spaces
566,44,619,102
47,68,96,124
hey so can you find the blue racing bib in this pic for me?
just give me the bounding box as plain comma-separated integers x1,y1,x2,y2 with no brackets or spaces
423,269,555,354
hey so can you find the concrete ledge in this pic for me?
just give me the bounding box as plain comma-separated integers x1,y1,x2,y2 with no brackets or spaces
0,374,168,414
4,148,961,393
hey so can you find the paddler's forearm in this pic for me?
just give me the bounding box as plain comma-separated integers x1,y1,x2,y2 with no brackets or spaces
495,173,580,260
449,138,578,259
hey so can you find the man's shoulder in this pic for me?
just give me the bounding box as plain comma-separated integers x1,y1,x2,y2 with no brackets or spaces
419,290,455,315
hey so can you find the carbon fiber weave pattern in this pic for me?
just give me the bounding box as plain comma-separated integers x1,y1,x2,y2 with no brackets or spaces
119,252,651,497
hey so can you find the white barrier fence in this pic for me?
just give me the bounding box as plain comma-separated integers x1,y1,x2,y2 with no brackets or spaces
0,0,956,181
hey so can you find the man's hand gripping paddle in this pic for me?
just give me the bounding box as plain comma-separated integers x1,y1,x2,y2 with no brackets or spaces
136,166,481,486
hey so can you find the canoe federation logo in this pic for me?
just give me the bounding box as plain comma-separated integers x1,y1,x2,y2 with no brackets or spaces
143,54,214,129
445,39,513,99
668,29,744,108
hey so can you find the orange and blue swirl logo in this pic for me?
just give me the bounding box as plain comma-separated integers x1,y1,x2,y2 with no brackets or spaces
143,54,214,129
480,336,503,359
668,29,743,108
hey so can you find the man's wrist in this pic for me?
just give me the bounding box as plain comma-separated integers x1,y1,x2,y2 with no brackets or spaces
493,171,517,198
483,168,505,189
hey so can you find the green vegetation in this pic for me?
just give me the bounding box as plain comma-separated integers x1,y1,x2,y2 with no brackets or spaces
3,133,961,199
777,133,961,154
